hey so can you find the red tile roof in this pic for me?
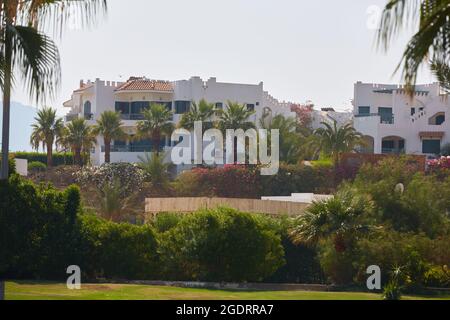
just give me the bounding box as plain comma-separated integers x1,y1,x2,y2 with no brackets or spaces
419,131,445,138
115,77,173,92
74,83,93,93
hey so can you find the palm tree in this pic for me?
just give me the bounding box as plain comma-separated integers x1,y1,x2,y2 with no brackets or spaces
178,99,216,131
260,114,305,164
314,121,364,170
93,111,127,164
138,152,171,188
30,107,64,167
290,191,373,253
136,103,174,155
218,101,256,132
217,101,256,163
0,0,107,180
378,0,450,89
430,59,450,93
63,118,96,166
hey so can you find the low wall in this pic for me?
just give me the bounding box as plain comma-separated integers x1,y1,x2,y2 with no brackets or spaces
145,197,310,217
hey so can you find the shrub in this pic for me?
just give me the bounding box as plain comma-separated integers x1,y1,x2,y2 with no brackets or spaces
28,161,47,172
159,207,285,282
383,280,402,300
424,266,450,288
75,162,147,199
0,156,16,176
79,214,159,280
12,152,74,166
148,212,183,233
0,175,81,279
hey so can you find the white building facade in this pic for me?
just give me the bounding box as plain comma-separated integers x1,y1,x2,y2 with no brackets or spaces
63,76,298,166
353,81,449,156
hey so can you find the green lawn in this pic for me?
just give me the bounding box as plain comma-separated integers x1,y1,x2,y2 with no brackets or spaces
4,281,450,300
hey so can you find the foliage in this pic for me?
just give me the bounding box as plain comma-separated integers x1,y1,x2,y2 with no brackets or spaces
61,118,96,165
12,151,74,166
314,121,364,168
424,265,450,288
290,102,314,128
75,162,147,199
136,103,174,154
158,207,285,282
217,101,256,132
440,143,450,156
178,99,216,131
79,214,159,280
383,280,402,300
378,0,450,89
28,161,47,172
30,107,64,167
138,152,171,188
93,111,127,164
0,156,16,177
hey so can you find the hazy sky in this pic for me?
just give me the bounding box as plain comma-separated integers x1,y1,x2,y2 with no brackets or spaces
12,0,435,113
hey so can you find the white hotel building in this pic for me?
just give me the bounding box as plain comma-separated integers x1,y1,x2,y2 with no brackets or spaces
63,76,300,166
353,81,449,157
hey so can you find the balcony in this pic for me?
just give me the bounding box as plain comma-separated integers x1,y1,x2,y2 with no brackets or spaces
120,113,145,121
382,148,405,155
355,113,394,124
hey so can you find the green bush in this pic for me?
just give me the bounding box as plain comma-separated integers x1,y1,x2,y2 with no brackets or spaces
0,175,81,279
0,156,16,176
13,152,74,166
159,208,285,282
79,215,159,280
383,280,402,300
424,266,450,288
28,161,47,172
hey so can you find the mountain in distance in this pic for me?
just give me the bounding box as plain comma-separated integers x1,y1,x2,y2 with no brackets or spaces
0,101,38,152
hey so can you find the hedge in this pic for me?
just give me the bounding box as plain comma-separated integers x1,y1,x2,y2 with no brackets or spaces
11,152,74,166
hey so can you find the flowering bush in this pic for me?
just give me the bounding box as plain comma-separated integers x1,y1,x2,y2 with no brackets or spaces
75,163,147,198
290,102,314,128
427,156,450,173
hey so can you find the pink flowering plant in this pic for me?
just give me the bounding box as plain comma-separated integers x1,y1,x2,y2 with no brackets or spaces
427,156,450,173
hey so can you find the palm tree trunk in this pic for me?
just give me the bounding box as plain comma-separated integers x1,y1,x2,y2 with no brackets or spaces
104,137,111,163
0,30,13,180
153,131,161,155
75,148,82,166
47,141,53,167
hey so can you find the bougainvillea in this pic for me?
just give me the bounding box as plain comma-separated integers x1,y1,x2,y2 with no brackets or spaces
75,163,148,198
427,156,450,177
290,102,314,128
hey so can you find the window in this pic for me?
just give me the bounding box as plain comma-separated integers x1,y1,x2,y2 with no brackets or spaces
378,107,393,124
115,101,130,114
131,101,150,114
175,101,191,114
358,106,370,115
83,101,92,117
422,140,441,154
215,102,223,110
246,104,255,112
411,108,416,116
436,114,445,125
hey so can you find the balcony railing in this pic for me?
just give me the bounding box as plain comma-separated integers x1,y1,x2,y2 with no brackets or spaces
382,148,405,155
355,113,394,124
101,145,168,152
120,113,145,120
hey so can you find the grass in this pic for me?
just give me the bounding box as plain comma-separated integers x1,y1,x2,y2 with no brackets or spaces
5,281,450,300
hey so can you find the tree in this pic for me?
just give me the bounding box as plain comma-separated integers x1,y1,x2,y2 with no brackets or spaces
260,114,305,164
314,121,364,169
430,59,450,93
378,0,450,89
217,101,256,132
93,111,127,164
290,191,373,253
136,103,174,155
178,99,216,131
62,118,96,166
0,0,107,179
138,152,171,188
30,107,64,167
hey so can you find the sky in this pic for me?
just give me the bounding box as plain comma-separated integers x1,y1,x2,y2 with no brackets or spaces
11,0,435,113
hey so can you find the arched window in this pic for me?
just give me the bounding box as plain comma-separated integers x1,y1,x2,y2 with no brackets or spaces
84,101,92,119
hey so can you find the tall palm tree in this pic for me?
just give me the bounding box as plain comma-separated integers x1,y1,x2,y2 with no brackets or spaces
378,0,450,89
217,101,256,163
217,101,256,132
314,121,364,169
136,103,174,155
30,107,63,167
93,111,127,164
178,99,216,131
0,0,107,179
63,118,96,166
